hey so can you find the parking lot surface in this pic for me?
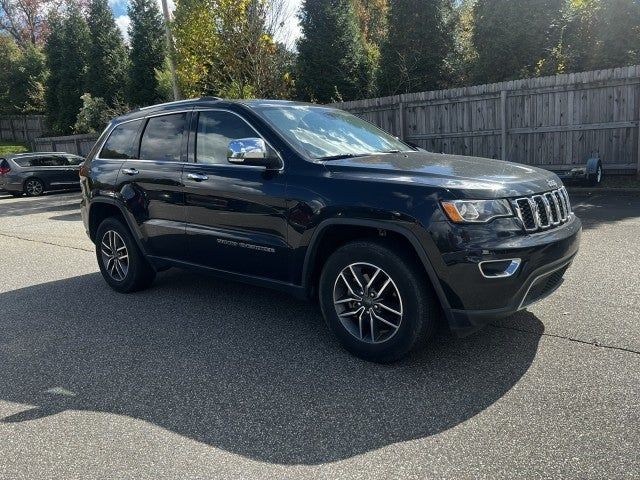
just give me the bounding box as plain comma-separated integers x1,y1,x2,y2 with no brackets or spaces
0,190,638,479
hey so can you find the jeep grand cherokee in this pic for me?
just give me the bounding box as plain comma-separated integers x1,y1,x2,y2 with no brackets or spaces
79,98,581,362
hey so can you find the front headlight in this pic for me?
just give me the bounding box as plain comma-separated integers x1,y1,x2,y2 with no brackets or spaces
441,199,513,223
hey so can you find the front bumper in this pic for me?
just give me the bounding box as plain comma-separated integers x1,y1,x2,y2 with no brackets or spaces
428,214,582,336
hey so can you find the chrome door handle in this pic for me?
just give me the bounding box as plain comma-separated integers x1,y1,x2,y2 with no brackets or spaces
122,168,139,176
187,173,208,181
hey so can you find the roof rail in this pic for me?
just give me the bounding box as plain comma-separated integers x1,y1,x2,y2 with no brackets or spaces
138,97,222,111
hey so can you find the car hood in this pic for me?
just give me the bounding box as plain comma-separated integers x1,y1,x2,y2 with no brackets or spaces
323,151,562,199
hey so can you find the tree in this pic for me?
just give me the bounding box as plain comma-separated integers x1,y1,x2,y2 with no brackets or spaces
0,35,46,114
296,0,371,102
352,0,388,96
538,0,640,75
172,0,294,99
378,0,455,95
0,0,58,47
86,0,129,105
127,0,166,106
471,0,564,83
44,5,90,134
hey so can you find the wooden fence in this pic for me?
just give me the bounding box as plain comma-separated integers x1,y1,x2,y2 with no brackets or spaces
32,134,98,157
0,115,47,143
334,65,640,174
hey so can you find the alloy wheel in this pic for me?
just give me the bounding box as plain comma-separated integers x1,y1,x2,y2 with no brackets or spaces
332,262,403,344
100,230,129,281
25,179,43,196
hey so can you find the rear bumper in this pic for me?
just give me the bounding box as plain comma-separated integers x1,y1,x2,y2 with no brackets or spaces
430,215,581,336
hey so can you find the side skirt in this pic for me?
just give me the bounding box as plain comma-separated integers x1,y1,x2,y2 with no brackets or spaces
146,255,308,300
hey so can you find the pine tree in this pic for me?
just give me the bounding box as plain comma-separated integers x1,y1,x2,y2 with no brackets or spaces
44,6,90,134
471,0,563,83
378,0,455,95
296,0,372,102
44,12,65,131
86,0,129,105
127,0,166,106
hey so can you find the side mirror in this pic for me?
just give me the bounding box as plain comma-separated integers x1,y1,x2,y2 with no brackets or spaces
227,138,281,169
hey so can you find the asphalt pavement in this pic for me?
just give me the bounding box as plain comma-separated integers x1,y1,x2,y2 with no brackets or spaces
0,190,638,479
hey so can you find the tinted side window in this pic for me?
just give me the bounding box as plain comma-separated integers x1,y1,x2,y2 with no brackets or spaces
66,155,84,165
196,111,258,165
31,156,66,167
139,113,187,161
100,120,143,159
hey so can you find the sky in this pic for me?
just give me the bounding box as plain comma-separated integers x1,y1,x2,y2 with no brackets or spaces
109,0,302,48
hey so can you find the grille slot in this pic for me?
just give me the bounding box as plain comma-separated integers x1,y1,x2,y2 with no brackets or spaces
515,198,536,230
513,187,571,233
545,192,560,224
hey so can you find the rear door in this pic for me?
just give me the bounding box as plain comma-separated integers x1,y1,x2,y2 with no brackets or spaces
182,109,289,281
115,111,190,260
29,155,68,189
60,155,84,185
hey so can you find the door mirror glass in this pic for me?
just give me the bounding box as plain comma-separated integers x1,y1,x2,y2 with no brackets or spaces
227,138,280,169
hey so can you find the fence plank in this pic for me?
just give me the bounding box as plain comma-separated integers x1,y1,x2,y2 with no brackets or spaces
334,65,640,172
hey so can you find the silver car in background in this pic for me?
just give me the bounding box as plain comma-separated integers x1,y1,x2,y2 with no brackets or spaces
0,152,84,197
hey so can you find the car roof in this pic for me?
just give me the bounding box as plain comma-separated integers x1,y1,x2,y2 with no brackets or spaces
111,98,320,124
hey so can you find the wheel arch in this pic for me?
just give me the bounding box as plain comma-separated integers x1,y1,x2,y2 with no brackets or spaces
301,219,453,322
22,176,45,192
87,198,148,256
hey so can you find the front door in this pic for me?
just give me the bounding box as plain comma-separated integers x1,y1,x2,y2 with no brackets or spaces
182,109,289,282
114,112,190,260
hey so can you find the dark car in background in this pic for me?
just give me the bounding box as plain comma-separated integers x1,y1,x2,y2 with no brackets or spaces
79,98,581,363
0,152,84,197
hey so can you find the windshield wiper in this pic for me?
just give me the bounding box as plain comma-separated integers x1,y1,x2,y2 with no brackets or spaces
318,153,368,161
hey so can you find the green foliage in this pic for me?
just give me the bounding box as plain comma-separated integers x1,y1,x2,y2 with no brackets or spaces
44,6,90,134
0,140,29,155
296,0,372,102
0,35,47,114
86,0,129,105
378,0,455,95
538,0,640,75
471,0,564,83
154,58,175,102
74,93,128,133
172,0,294,99
127,0,166,106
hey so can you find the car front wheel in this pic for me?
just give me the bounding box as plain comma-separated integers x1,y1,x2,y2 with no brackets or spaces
319,240,439,363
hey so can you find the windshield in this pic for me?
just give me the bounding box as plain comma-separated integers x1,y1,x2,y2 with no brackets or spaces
253,105,412,159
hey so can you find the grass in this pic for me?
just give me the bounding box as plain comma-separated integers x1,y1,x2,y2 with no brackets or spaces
0,140,29,156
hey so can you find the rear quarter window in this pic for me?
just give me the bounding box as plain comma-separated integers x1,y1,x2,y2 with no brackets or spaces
12,157,33,167
100,120,143,159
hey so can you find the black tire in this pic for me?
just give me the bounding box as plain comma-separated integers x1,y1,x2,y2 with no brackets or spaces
24,178,44,197
95,216,156,293
588,162,603,186
319,240,439,363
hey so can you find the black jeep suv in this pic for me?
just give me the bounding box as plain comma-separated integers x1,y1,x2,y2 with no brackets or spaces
80,98,581,362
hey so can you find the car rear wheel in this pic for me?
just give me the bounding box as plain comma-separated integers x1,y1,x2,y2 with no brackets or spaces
319,240,439,363
95,217,156,293
24,178,44,197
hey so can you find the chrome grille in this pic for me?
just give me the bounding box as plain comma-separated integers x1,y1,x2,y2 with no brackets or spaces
513,187,572,232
